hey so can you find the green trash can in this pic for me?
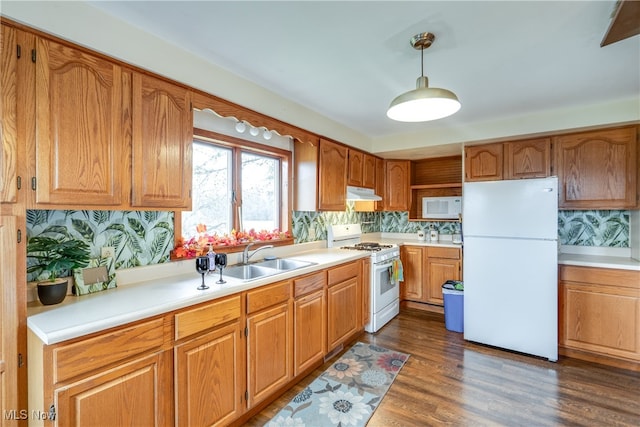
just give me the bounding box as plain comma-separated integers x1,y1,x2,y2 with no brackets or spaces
442,280,464,333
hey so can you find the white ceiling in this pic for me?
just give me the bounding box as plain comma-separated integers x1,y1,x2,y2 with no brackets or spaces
85,1,638,150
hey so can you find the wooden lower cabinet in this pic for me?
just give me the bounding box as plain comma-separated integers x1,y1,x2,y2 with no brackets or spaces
559,265,640,369
28,260,366,426
175,322,243,427
293,272,326,376
327,261,361,350
246,281,292,409
401,246,462,306
55,351,170,427
401,246,424,301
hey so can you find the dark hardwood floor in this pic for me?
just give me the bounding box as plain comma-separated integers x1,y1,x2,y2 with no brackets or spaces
246,308,640,426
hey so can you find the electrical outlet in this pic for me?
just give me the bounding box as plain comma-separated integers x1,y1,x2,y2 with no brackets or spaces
101,246,115,259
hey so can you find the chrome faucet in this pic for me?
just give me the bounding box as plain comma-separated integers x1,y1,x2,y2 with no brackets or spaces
242,243,274,264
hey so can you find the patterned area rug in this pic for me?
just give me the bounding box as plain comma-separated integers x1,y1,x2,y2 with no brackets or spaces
265,342,409,426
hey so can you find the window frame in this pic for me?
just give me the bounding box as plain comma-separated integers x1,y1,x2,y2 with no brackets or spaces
174,127,293,254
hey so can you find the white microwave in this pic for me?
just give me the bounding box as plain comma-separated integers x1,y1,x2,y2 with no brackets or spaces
422,196,462,220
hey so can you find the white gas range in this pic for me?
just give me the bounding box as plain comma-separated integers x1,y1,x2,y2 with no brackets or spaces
327,224,401,333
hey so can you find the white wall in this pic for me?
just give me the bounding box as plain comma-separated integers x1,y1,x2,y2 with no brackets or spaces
1,0,371,151
2,1,638,159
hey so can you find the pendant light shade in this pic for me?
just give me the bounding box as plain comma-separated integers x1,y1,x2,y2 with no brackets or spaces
387,33,460,122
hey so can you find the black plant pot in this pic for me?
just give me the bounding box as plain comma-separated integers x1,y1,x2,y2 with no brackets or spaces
37,279,68,305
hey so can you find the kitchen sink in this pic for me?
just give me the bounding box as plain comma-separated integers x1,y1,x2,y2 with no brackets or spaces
255,258,316,271
223,265,280,281
223,258,317,281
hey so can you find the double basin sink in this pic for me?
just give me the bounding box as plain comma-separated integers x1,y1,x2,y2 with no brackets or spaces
224,258,317,281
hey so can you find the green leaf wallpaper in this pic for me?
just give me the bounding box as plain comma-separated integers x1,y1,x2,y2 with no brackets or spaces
26,210,174,282
26,208,630,281
293,208,630,248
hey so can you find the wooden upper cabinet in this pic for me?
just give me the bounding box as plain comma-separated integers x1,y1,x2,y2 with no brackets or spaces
347,150,376,189
384,160,410,211
554,126,638,209
464,143,503,181
504,138,551,180
318,138,347,210
347,149,363,187
34,37,128,206
374,157,385,210
131,73,192,208
363,154,376,189
1,25,18,204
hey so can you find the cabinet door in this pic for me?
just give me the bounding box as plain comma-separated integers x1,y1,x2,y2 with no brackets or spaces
0,217,19,423
1,25,18,204
327,277,359,350
247,302,291,408
131,73,192,208
374,157,385,211
560,281,639,362
426,258,461,306
35,38,128,206
464,143,503,181
55,352,171,427
318,139,347,210
294,289,326,376
504,138,551,179
362,154,376,189
175,322,244,427
385,160,410,211
347,149,363,187
554,126,638,209
400,246,424,302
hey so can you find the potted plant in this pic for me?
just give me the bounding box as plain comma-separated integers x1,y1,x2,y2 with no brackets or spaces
27,236,91,305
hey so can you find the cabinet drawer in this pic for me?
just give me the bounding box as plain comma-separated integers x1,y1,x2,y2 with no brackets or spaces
53,317,165,383
175,294,241,341
427,247,460,259
294,271,326,298
328,261,360,286
560,265,640,290
247,280,291,314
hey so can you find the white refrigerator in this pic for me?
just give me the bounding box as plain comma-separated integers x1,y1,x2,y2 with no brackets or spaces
462,177,558,361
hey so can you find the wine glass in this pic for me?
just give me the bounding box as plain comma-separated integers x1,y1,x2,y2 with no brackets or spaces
195,256,210,290
215,253,227,284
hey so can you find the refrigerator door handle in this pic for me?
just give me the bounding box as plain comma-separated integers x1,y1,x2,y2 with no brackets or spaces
543,187,553,192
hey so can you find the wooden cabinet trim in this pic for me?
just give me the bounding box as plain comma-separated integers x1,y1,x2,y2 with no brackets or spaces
174,294,241,341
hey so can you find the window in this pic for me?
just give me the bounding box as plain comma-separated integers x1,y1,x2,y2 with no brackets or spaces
180,130,291,245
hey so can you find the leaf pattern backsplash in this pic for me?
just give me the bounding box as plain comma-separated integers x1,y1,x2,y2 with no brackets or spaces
26,210,174,281
26,208,630,280
293,208,630,248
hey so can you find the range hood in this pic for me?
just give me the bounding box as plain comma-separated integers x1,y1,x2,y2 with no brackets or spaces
346,186,382,201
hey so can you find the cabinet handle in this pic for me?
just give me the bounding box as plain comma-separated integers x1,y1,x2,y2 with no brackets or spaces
31,177,37,191
16,44,21,59
31,49,36,63
17,229,21,244
16,176,21,190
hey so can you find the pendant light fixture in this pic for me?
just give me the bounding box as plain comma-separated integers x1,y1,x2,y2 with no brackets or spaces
387,32,461,122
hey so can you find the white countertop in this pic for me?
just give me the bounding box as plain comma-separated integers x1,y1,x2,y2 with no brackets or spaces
558,253,640,271
557,245,640,271
27,246,369,345
28,238,639,346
